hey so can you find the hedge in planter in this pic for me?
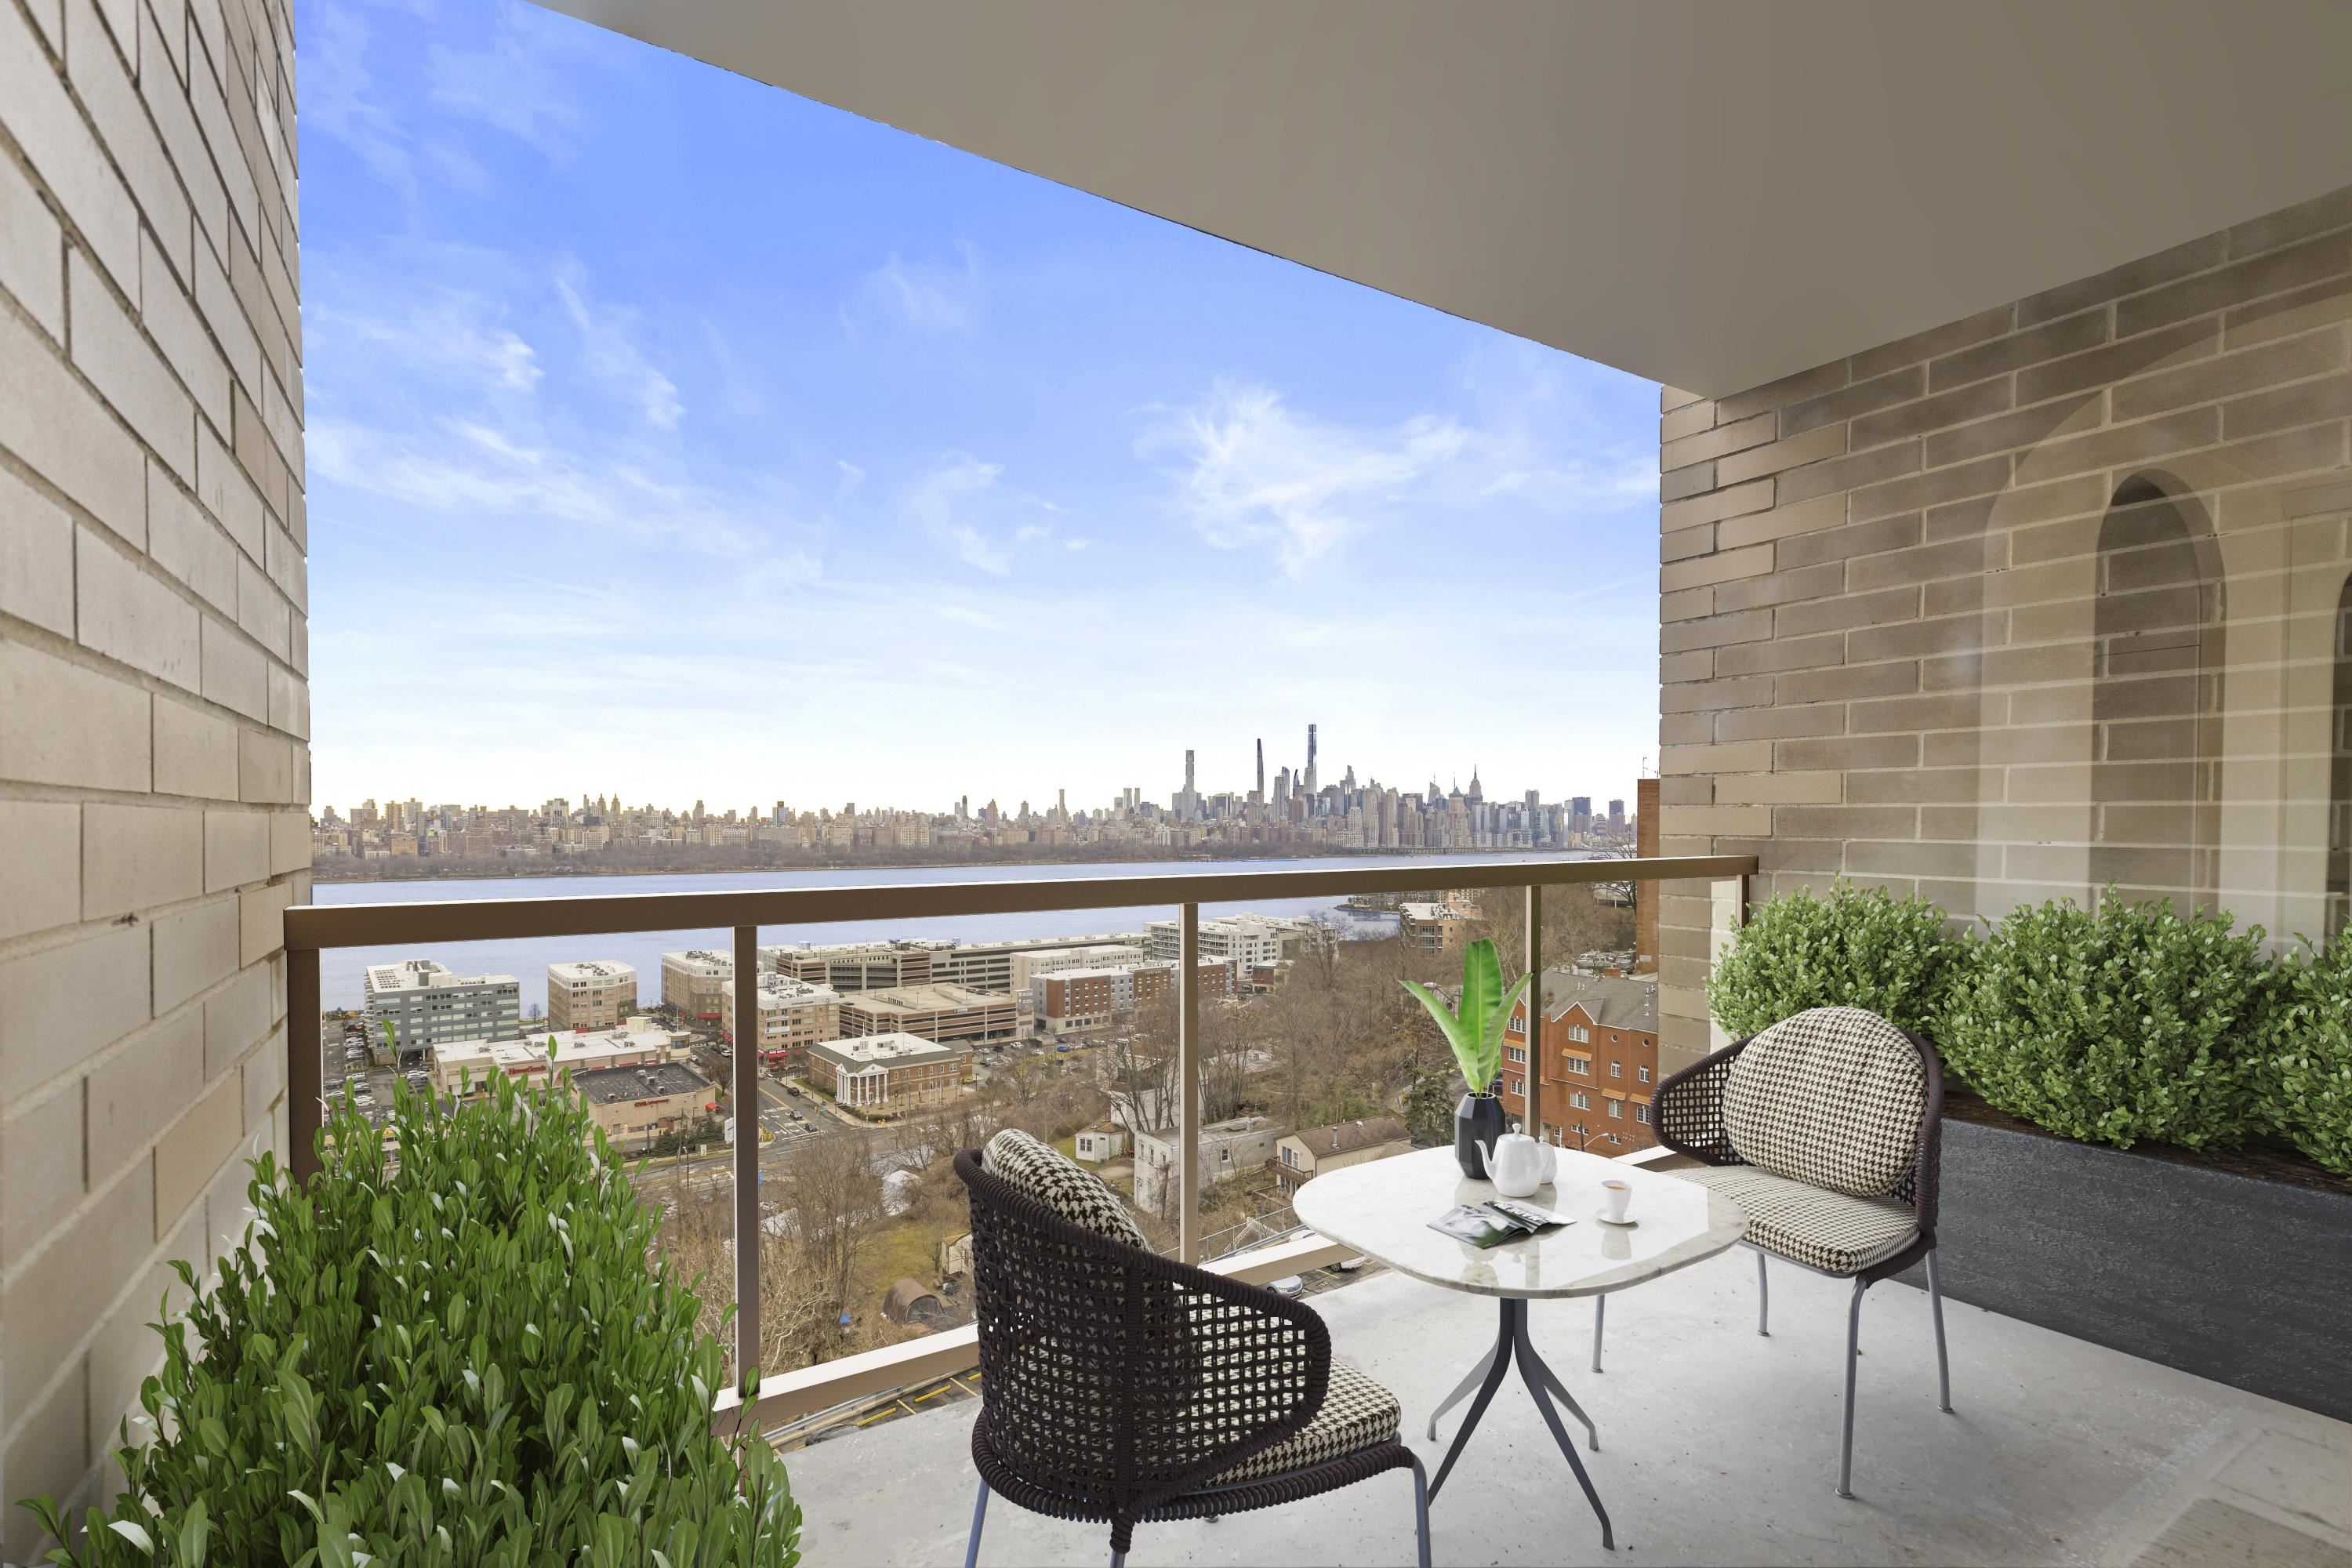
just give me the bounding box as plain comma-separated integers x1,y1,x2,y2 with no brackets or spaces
1707,880,1969,1040
17,1074,802,1567
1942,891,2271,1152
2270,931,2352,1177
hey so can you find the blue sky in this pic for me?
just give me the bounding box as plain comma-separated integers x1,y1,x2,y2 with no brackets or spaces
299,0,1662,816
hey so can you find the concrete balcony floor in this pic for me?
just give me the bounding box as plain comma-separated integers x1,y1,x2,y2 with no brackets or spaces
786,1253,2352,1566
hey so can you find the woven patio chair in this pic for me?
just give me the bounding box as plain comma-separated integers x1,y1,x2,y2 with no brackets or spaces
1609,1005,1952,1498
956,1131,1429,1567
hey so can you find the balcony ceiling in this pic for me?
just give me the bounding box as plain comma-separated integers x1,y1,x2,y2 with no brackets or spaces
539,1,2352,397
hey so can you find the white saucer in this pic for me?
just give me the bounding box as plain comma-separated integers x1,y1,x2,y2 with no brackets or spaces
1595,1214,1639,1228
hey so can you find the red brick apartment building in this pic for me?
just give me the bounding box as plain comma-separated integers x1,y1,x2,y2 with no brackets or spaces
1502,972,1661,1152
1032,960,1236,1036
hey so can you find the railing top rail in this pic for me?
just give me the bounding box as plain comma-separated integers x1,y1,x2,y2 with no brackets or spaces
283,855,1755,950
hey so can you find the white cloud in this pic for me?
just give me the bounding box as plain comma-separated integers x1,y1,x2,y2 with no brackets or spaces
425,2,583,158
1139,382,1468,573
555,268,683,430
306,3,415,193
834,460,866,499
868,242,985,332
310,416,789,564
1139,368,1656,575
310,293,542,394
901,454,1063,575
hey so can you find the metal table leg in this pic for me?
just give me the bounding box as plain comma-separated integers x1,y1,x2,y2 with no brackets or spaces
1427,1298,1616,1551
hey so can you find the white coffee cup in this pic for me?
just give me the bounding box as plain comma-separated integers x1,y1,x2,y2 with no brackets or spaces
1599,1178,1632,1224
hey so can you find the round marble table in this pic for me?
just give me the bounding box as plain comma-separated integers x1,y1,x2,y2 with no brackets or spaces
1294,1144,1747,1551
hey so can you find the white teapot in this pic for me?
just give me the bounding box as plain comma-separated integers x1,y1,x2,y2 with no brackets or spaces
1468,1124,1557,1198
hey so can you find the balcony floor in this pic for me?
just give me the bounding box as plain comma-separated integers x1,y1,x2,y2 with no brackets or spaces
784,1252,2352,1566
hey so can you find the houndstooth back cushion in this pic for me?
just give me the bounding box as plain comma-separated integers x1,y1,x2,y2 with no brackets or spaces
1722,1007,1925,1198
982,1128,1152,1250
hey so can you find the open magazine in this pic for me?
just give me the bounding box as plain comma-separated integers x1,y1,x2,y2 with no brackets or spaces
1428,1198,1576,1249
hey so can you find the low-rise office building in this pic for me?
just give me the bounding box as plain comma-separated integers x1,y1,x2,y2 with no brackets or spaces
660,950,733,1022
764,940,940,992
365,959,521,1058
805,1033,975,1112
547,960,637,1032
1029,959,1238,1036
432,1020,672,1098
720,973,843,1064
573,1062,717,1152
1143,913,1315,969
839,985,1019,1044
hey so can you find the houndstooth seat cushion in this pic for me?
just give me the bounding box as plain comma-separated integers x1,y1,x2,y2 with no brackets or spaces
1206,1361,1400,1484
1722,1007,1926,1198
982,1128,1151,1250
1674,1164,1919,1274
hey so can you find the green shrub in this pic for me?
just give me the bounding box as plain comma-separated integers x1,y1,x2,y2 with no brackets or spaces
17,1074,801,1566
2268,931,2352,1177
1942,891,2271,1151
1707,881,1969,1040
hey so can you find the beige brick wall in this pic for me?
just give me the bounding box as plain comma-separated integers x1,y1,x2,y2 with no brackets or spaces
1655,185,2352,1075
0,0,303,1547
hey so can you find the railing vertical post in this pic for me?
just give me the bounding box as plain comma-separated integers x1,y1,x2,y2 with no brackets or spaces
1178,901,1201,1264
1524,882,1542,1141
287,943,321,1184
732,923,761,1392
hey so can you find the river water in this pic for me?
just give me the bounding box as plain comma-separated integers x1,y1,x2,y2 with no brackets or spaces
313,851,1595,1011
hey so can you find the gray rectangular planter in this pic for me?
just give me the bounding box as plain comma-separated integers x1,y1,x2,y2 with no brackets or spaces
1896,1108,2352,1424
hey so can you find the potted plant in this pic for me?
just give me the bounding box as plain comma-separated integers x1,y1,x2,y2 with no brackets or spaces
1402,937,1531,1178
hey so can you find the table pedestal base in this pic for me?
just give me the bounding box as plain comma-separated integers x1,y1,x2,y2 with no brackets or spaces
1425,1298,1614,1551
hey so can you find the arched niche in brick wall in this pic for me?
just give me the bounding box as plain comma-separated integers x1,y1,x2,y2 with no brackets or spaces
2089,471,2224,913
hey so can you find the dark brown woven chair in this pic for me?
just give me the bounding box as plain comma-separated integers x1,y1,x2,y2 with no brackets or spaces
956,1142,1429,1567
1628,1005,1952,1497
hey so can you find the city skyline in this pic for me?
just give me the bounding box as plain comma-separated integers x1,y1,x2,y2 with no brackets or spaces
318,720,1644,825
299,0,1661,811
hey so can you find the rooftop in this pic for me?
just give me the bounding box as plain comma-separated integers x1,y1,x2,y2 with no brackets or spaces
1544,972,1661,1033
572,1062,711,1105
364,960,517,992
549,960,635,982
809,1032,970,1070
844,985,1014,1012
782,1253,2352,1566
1286,1116,1410,1157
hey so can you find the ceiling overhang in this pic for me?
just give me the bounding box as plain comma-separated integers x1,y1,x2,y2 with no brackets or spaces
536,1,2352,397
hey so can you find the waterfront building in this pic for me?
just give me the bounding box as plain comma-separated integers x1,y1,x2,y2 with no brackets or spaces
365,960,521,1058
659,949,733,1022
547,960,637,1032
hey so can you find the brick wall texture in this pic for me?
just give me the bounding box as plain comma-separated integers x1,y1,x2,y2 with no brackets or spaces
0,0,305,1546
1654,183,2352,1077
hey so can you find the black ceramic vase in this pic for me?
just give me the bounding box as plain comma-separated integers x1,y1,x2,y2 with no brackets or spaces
1455,1085,1507,1180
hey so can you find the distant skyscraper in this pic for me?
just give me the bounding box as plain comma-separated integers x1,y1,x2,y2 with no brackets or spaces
1608,799,1626,829
1185,750,1196,794
1305,724,1319,796
1256,739,1265,800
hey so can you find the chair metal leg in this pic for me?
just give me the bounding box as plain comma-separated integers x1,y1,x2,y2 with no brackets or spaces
1756,1250,1770,1336
1837,1277,1866,1499
1407,1453,1433,1568
964,1478,989,1568
1927,1248,1953,1414
1592,1292,1605,1374
1108,1552,1125,1568
1426,1336,1501,1440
